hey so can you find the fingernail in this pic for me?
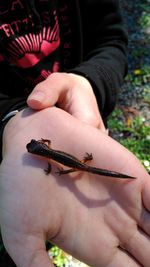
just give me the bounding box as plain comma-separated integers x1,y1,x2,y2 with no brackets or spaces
28,91,45,102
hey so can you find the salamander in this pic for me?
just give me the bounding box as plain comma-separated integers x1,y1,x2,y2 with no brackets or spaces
26,139,136,179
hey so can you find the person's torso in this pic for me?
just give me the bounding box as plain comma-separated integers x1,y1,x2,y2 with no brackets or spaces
0,0,82,95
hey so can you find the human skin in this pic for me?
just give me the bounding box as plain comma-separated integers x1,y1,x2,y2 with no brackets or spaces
0,107,150,267
27,72,106,131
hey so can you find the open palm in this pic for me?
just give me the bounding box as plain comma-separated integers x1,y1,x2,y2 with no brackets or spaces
0,107,149,267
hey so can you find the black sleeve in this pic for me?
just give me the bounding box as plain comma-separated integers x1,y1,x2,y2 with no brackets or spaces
0,0,127,141
0,61,28,122
0,93,27,162
0,93,27,122
72,0,128,118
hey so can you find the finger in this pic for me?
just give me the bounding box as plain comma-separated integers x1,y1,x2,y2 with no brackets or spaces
108,248,141,267
120,228,150,267
2,228,54,267
141,178,150,213
27,72,107,131
138,207,150,236
26,249,54,267
138,178,150,236
27,73,66,109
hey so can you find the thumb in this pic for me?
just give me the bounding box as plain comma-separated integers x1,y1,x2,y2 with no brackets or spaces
27,73,68,110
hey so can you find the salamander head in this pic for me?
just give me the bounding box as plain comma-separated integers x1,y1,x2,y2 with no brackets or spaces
26,139,38,153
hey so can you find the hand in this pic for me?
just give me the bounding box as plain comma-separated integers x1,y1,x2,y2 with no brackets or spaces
0,107,150,267
27,72,106,132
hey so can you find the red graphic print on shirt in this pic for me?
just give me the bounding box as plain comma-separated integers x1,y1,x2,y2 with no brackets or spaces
7,16,60,68
0,0,72,87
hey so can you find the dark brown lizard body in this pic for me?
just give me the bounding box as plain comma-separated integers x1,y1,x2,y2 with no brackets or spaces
26,139,136,179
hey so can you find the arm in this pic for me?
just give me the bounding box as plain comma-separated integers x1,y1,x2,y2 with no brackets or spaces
72,0,128,117
0,92,27,162
0,60,28,123
27,0,127,128
0,93,26,121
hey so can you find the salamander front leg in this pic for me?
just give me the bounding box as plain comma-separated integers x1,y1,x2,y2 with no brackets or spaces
82,152,93,163
40,138,51,148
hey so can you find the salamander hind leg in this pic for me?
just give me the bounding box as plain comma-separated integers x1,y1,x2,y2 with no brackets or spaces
56,167,77,176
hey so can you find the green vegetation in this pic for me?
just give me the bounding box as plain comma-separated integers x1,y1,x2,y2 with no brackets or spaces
139,13,150,28
125,65,150,86
49,246,69,267
107,108,150,172
48,246,88,267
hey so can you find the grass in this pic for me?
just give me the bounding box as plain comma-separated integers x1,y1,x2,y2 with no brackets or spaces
108,108,150,172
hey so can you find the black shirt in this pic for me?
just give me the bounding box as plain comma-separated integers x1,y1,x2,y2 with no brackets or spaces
0,0,128,120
